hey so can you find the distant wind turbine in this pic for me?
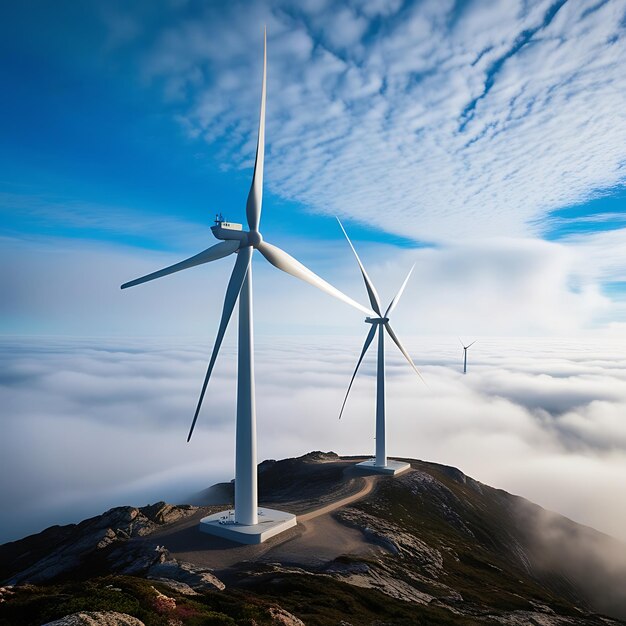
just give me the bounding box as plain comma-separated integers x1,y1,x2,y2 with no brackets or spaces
337,219,425,475
459,338,476,374
121,32,373,541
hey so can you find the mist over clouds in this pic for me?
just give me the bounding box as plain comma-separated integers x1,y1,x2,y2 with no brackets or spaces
2,227,623,337
2,335,626,547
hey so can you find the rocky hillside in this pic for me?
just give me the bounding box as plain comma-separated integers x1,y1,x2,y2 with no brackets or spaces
1,452,625,626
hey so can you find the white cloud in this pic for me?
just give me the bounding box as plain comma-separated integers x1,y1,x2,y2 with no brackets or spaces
2,335,626,547
2,225,622,337
319,7,368,49
0,231,599,348
563,227,626,283
135,0,626,241
351,0,402,19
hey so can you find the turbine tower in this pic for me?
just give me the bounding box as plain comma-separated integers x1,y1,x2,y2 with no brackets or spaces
121,32,373,544
338,219,424,476
459,338,476,374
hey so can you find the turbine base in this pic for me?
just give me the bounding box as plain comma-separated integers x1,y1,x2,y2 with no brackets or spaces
354,459,411,476
199,507,296,544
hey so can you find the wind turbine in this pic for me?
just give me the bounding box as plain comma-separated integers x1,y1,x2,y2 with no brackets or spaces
459,338,476,374
121,32,373,543
337,219,424,475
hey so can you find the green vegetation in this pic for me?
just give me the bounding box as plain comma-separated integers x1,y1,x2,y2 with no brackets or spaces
239,571,480,625
348,461,588,618
0,576,278,626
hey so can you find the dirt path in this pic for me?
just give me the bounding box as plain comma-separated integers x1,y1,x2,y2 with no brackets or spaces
259,475,384,566
151,467,389,571
297,475,377,522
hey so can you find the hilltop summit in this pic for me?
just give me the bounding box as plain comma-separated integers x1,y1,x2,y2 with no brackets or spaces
1,453,625,625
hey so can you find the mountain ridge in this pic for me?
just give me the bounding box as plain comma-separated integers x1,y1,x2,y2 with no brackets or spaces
1,452,625,625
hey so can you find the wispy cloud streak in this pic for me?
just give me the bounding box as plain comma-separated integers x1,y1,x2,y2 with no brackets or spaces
134,0,626,241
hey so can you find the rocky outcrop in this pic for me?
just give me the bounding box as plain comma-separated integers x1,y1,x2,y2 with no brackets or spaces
0,586,15,603
147,557,225,592
335,508,444,576
399,470,476,537
139,502,195,526
1,503,197,585
487,611,593,625
325,558,434,605
107,543,225,592
42,612,145,626
148,578,198,596
267,605,306,625
150,587,177,613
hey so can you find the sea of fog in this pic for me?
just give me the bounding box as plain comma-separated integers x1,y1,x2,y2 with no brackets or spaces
1,334,626,545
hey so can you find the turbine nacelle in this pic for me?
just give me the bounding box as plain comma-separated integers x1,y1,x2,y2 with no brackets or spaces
210,219,246,243
365,316,389,324
211,219,264,248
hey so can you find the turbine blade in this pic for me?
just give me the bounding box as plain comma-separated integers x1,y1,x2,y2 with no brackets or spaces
467,340,477,348
246,28,266,233
257,240,375,316
336,218,382,315
187,246,253,441
385,264,414,317
384,322,426,385
339,325,377,419
121,240,240,289
458,337,465,348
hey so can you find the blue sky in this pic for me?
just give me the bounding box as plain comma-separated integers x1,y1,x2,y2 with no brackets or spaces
0,0,413,251
1,0,626,336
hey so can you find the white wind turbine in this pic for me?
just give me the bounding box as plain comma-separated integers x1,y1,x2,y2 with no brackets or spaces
121,32,373,543
337,220,425,475
459,338,476,374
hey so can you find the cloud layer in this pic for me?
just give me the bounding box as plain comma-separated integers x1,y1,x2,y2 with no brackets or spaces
136,0,626,240
2,335,626,546
3,224,624,337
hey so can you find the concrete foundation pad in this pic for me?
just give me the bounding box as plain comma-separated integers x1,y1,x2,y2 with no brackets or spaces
354,459,411,476
199,507,296,545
